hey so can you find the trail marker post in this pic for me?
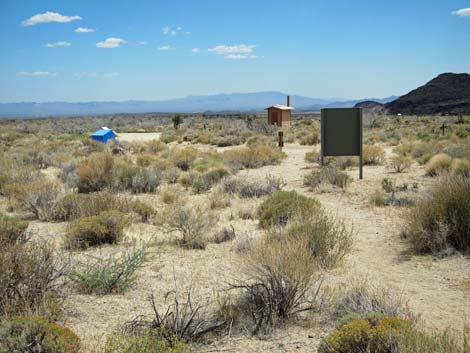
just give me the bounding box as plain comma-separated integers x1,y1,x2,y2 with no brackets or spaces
321,108,363,179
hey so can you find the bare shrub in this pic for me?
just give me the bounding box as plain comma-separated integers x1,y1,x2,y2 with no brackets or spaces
213,225,236,244
167,206,216,249
0,214,29,245
229,236,321,334
403,175,470,255
21,180,62,221
389,155,413,173
0,240,62,317
124,290,225,343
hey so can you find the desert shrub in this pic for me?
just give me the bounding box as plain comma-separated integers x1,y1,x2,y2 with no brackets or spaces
332,283,414,322
0,316,80,353
393,142,414,157
331,156,358,171
246,135,275,147
191,167,230,193
0,214,29,245
132,201,156,223
319,316,413,353
410,141,437,165
369,189,386,207
299,131,320,145
170,147,198,171
162,167,181,184
208,188,231,209
304,167,352,189
0,241,59,317
221,175,284,198
362,145,386,165
238,208,254,220
167,206,215,249
59,160,79,188
258,190,320,228
275,213,353,270
53,192,134,221
451,158,470,178
64,211,129,250
69,246,147,295
160,134,178,144
223,145,284,170
124,291,224,344
20,180,62,221
113,159,161,193
425,153,452,176
213,225,236,244
77,152,114,193
213,135,244,147
229,236,320,334
389,155,413,173
403,175,470,255
102,328,190,353
305,150,320,163
159,185,182,205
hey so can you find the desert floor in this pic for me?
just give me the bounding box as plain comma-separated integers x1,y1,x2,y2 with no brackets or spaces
25,142,470,353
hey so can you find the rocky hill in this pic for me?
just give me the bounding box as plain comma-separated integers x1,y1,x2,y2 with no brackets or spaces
386,73,470,115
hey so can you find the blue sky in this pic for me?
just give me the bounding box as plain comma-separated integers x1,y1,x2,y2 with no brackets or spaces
0,0,469,103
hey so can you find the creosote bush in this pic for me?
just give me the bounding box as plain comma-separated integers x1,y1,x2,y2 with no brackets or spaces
64,211,129,250
362,145,386,165
272,213,353,270
390,154,413,173
304,167,352,190
403,175,470,255
258,190,320,228
191,167,230,193
0,316,80,353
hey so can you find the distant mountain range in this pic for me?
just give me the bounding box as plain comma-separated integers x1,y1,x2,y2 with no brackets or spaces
0,92,398,118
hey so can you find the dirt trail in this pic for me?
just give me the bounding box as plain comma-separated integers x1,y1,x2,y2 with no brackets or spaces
239,144,470,332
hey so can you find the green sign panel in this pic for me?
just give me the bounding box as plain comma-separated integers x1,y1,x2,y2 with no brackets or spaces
321,108,363,179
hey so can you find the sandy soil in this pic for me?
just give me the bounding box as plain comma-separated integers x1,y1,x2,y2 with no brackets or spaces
20,143,470,352
117,132,161,142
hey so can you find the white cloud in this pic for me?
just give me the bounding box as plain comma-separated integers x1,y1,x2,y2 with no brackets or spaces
18,71,57,76
162,26,189,35
74,72,97,78
75,27,95,33
21,11,81,26
191,48,201,53
137,41,148,46
158,45,172,51
208,44,256,55
43,41,71,48
96,37,126,48
103,72,119,78
224,54,257,60
452,8,470,17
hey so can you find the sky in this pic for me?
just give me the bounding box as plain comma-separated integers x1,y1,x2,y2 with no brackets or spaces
0,0,469,103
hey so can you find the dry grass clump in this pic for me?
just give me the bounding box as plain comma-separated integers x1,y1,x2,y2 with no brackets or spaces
64,211,129,250
77,152,114,193
362,145,386,165
305,150,320,163
389,154,413,173
258,190,321,228
299,130,320,145
169,147,198,171
304,167,352,190
425,153,452,176
0,316,80,353
451,158,470,178
208,187,231,209
403,175,470,255
223,145,285,170
0,213,29,245
159,185,183,205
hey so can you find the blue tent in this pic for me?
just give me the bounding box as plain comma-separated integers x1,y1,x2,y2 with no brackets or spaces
91,129,116,143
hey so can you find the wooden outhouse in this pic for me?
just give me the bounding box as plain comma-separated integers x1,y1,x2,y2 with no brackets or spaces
266,96,293,127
